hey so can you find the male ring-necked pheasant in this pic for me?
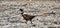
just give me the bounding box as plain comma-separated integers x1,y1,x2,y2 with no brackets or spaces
19,9,44,24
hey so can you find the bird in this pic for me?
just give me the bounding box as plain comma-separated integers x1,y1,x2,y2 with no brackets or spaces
19,9,44,24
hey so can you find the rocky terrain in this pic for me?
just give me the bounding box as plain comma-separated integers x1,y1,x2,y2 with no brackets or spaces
0,0,60,28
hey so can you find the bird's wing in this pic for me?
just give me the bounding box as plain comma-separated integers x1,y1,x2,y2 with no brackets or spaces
24,14,35,18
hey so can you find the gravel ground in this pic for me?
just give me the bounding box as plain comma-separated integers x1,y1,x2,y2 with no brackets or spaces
0,1,60,28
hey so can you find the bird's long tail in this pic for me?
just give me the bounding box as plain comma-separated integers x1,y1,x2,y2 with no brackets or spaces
35,13,45,16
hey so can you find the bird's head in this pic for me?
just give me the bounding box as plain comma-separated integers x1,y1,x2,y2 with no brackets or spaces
19,9,24,14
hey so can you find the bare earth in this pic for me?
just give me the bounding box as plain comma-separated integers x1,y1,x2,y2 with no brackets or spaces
0,0,60,28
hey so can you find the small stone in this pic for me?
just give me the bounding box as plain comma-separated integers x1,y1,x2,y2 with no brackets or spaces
32,24,36,27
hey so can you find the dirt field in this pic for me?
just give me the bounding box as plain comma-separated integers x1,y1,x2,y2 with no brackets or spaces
0,0,60,28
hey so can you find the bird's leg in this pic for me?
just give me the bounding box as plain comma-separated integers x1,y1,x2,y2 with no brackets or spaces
30,20,33,24
25,22,27,24
25,20,28,24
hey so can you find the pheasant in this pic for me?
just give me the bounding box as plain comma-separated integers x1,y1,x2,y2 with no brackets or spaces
19,9,44,24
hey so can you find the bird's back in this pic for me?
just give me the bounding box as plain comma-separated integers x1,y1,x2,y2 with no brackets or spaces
22,14,36,20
